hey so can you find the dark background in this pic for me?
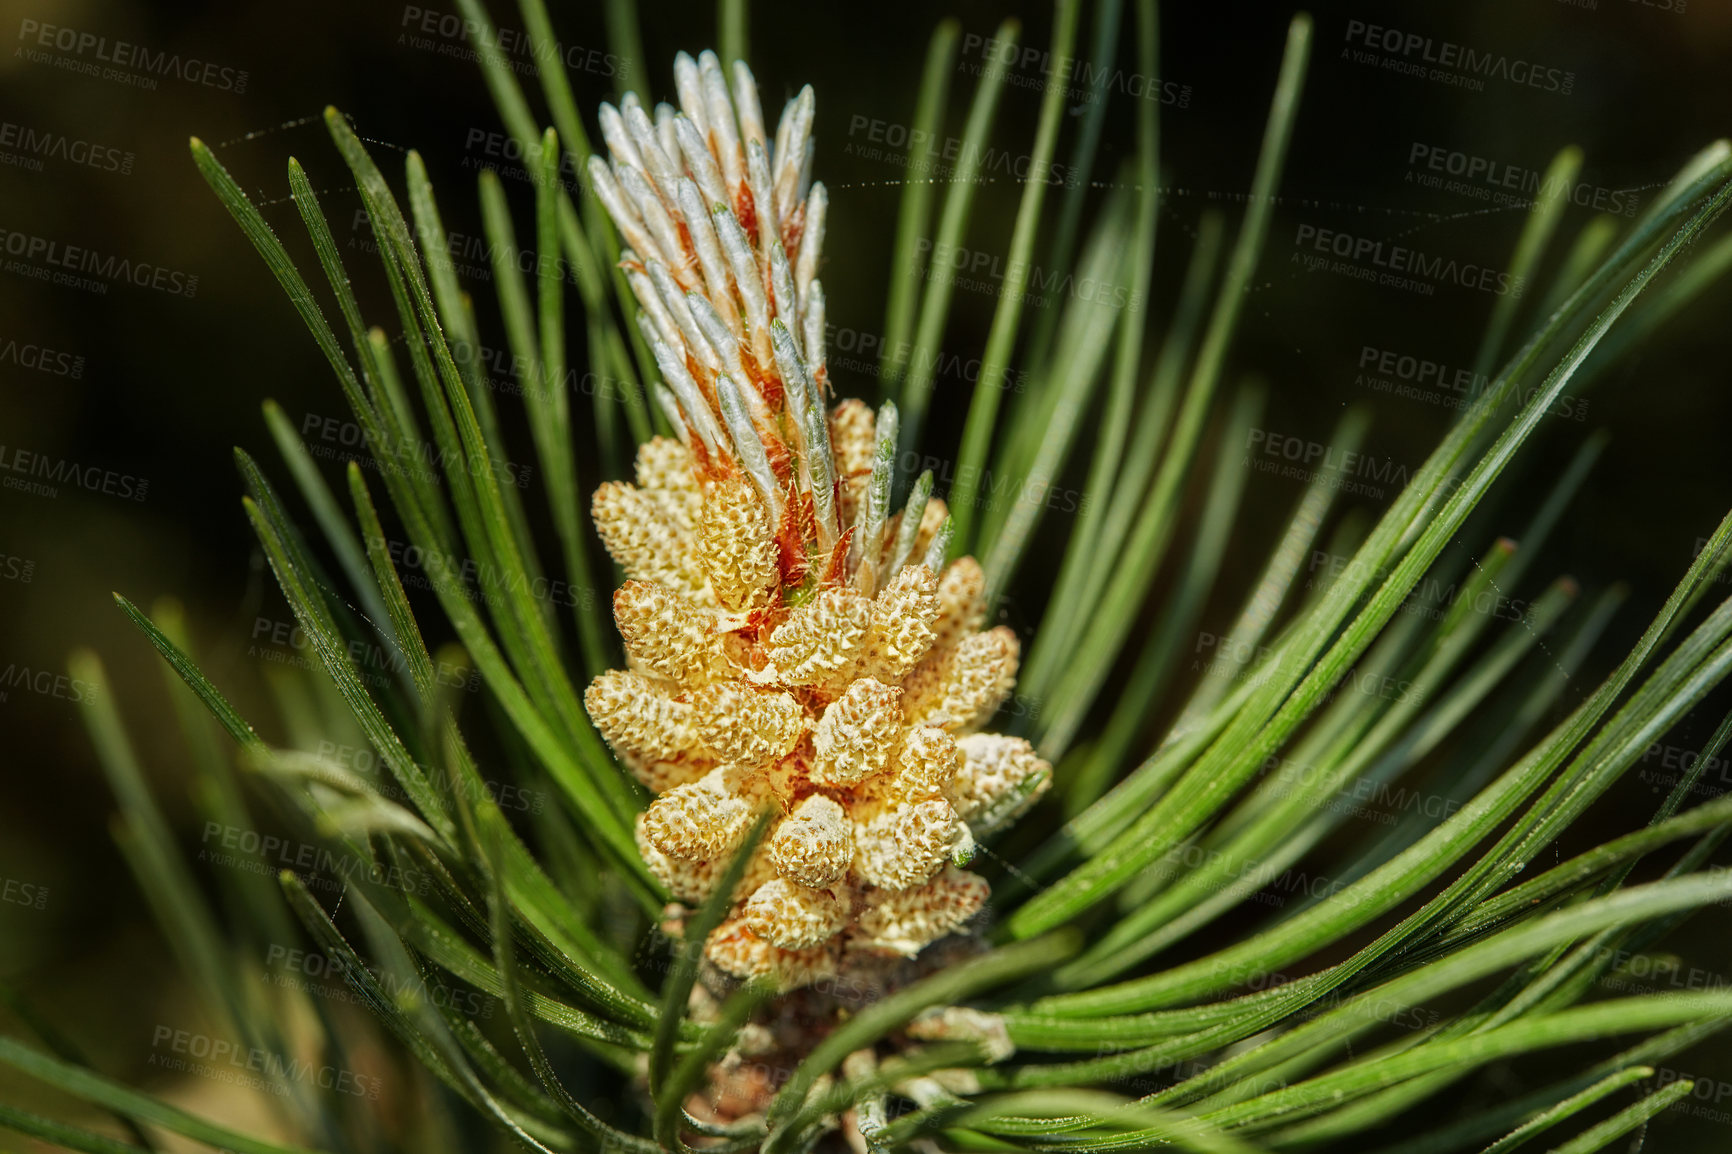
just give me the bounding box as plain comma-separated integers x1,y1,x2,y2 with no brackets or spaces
4,0,1732,1146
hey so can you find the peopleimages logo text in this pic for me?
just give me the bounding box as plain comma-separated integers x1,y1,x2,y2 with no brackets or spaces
0,445,148,501
0,228,197,297
1407,143,1639,216
16,20,248,91
1294,224,1523,297
0,336,84,379
398,6,626,79
960,32,1193,107
1343,19,1574,95
0,120,134,174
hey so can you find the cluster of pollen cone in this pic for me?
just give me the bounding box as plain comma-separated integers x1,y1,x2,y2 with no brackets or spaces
583,50,1051,990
